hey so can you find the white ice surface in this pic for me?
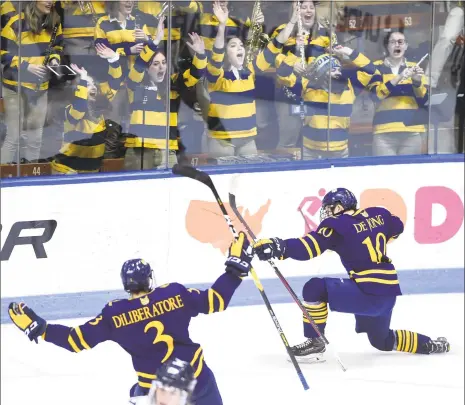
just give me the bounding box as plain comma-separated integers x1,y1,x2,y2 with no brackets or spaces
1,294,463,405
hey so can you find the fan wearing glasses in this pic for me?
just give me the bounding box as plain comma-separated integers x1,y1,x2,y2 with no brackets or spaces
368,31,429,157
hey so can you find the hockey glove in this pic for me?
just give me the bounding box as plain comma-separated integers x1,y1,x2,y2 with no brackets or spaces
8,302,47,344
225,232,254,278
254,237,286,261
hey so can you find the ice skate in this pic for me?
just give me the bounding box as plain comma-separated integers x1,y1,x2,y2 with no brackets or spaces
289,337,326,364
423,337,450,354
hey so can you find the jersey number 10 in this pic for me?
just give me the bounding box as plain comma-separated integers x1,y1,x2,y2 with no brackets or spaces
362,232,387,264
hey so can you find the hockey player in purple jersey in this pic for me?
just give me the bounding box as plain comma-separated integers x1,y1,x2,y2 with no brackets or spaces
254,188,450,363
8,232,254,405
143,357,197,405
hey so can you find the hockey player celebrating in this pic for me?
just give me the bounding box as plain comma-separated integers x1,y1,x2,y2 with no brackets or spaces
253,188,450,363
8,232,254,405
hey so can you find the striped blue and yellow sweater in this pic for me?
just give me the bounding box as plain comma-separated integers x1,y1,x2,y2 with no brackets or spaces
270,23,331,73
1,0,17,28
206,37,284,140
277,50,377,152
368,60,429,135
52,61,122,174
94,14,152,79
61,1,105,43
1,12,63,93
121,40,207,150
138,1,202,41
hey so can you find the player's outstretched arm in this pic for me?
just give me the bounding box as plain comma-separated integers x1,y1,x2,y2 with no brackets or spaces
8,302,111,353
254,227,339,262
183,232,254,315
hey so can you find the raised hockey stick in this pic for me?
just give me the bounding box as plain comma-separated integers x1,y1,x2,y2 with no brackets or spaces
229,177,347,372
172,164,310,391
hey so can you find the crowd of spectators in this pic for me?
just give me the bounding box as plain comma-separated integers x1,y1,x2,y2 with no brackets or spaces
0,0,463,174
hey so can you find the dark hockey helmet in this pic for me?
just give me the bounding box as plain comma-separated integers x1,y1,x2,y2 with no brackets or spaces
148,358,197,405
320,188,358,221
305,53,342,90
121,259,153,293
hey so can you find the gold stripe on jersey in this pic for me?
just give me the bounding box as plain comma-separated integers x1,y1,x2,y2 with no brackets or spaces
137,370,156,388
208,289,225,314
190,347,205,378
74,326,91,350
349,269,400,285
307,234,321,256
194,354,204,378
297,232,323,259
298,237,314,259
352,277,399,285
67,335,81,353
351,269,397,276
137,371,156,379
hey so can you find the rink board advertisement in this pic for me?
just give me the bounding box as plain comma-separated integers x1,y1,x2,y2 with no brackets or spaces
1,161,464,298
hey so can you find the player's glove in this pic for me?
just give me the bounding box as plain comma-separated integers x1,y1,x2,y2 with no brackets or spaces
8,302,47,344
253,237,286,261
225,232,254,278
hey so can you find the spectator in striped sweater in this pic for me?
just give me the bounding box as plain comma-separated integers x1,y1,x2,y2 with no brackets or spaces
1,0,63,164
105,17,208,170
277,45,377,159
94,0,153,128
368,31,429,157
50,58,121,174
269,0,331,149
205,0,297,158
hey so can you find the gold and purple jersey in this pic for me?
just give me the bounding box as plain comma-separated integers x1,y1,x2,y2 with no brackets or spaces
284,207,404,296
42,272,242,393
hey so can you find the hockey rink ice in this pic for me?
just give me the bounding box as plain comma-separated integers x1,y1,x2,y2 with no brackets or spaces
1,293,463,405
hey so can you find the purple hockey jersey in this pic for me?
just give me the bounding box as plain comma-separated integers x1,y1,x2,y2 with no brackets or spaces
43,272,242,393
284,207,404,296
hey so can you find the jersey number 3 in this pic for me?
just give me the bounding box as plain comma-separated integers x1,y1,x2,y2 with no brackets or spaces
362,232,387,263
144,320,174,363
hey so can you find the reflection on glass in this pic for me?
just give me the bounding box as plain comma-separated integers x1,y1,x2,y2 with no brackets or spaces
369,30,430,156
0,1,18,175
425,1,464,154
1,0,63,172
336,1,434,157
0,1,462,179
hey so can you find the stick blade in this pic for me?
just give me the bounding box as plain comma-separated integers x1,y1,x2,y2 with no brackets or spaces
172,164,212,187
228,174,242,211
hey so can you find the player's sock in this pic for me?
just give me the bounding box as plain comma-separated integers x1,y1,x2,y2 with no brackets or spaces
393,330,450,354
303,301,328,338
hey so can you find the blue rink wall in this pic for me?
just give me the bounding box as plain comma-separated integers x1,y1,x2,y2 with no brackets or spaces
1,268,463,324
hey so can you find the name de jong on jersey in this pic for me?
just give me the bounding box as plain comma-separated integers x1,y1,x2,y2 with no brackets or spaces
284,207,404,296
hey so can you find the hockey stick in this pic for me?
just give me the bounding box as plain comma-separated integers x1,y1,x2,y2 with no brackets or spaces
229,178,347,372
172,164,310,391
